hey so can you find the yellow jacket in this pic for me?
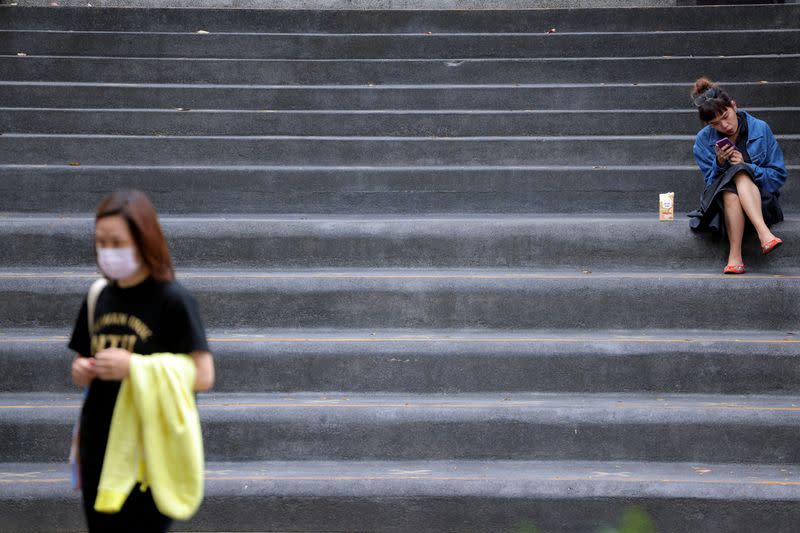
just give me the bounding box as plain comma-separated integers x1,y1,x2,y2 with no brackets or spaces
94,353,204,521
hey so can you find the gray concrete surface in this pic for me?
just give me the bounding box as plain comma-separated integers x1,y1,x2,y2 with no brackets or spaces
4,29,799,59
3,269,800,330
2,134,798,166
1,460,799,532
2,3,800,531
4,0,680,8
3,328,800,394
1,214,798,270
3,108,799,136
5,55,799,85
3,81,794,110
5,5,797,32
2,392,800,463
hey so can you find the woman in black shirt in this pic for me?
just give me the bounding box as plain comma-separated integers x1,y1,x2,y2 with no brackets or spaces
69,190,215,533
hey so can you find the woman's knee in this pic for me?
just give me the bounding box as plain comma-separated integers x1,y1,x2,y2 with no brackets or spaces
722,191,741,207
733,171,754,185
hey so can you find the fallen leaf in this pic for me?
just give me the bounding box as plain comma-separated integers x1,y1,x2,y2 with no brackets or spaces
582,269,592,275
196,30,210,34
176,107,190,111
693,467,712,475
68,162,81,167
547,28,556,33
759,80,769,84
16,52,27,57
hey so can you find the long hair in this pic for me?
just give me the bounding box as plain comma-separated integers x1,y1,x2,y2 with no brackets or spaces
95,190,175,282
691,77,734,123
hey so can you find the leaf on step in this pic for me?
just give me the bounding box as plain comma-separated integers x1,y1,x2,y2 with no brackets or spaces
546,28,556,34
17,52,27,57
68,162,81,167
196,30,210,34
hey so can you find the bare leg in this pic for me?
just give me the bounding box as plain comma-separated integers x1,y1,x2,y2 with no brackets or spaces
722,191,745,266
733,171,778,245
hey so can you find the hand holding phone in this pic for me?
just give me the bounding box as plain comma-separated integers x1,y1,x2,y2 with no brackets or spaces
715,137,736,164
715,138,735,151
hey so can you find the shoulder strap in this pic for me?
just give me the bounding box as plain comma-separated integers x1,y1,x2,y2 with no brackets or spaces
87,278,108,339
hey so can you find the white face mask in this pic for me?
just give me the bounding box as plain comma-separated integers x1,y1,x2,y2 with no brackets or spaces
97,247,141,281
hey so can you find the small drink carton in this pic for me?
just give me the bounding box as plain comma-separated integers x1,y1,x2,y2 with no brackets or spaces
659,192,674,221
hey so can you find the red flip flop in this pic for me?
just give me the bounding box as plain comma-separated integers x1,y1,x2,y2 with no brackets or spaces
723,264,746,275
761,238,783,255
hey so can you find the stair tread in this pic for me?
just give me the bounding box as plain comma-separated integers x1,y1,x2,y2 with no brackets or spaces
4,391,800,423
2,212,800,222
4,267,800,278
1,459,799,499
5,326,800,344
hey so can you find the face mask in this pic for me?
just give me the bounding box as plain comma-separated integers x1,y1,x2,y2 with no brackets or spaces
97,247,141,281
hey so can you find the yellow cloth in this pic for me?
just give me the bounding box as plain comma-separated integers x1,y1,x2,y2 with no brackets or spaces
94,353,204,521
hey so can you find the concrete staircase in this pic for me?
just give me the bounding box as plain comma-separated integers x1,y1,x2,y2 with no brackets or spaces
1,4,800,532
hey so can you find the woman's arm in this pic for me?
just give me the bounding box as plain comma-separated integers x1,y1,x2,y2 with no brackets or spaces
749,125,787,194
191,350,215,392
693,135,721,187
93,348,215,391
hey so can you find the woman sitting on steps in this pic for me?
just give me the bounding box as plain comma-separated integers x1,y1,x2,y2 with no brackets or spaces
688,77,787,274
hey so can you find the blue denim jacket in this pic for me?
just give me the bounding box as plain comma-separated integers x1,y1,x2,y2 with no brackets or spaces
692,111,787,194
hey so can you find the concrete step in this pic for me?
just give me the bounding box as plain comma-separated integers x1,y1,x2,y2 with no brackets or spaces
2,134,799,166
2,5,797,33
2,269,800,330
3,108,799,136
3,81,795,110
3,165,799,215
4,55,799,84
4,328,800,394
2,459,799,533
3,391,800,463
4,29,799,59
0,0,687,8
2,214,799,271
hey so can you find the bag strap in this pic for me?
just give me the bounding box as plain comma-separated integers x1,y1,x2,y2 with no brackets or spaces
87,278,107,344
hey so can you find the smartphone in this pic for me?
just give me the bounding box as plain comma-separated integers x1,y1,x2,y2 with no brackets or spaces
715,138,735,150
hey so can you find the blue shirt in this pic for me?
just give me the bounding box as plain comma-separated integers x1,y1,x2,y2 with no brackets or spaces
692,111,787,194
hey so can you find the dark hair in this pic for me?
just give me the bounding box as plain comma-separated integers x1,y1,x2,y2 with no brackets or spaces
691,77,734,122
95,190,175,282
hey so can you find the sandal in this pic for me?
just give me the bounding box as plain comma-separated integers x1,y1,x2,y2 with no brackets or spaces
723,264,746,275
761,238,783,255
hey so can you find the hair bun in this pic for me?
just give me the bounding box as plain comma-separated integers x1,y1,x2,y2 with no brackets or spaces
692,77,716,98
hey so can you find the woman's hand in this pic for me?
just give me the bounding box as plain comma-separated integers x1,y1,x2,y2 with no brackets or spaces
71,354,96,387
729,150,744,165
716,144,735,165
94,348,132,381
191,350,215,392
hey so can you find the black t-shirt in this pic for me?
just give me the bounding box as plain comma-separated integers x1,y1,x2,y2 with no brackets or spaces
68,276,209,487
